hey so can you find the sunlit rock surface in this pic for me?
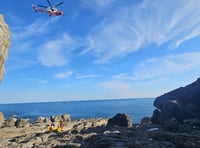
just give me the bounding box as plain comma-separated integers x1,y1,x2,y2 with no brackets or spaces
0,14,10,81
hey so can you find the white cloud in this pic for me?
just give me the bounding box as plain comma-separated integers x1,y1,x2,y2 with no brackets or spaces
98,80,131,90
113,52,200,80
84,22,141,63
38,33,79,67
9,17,60,57
82,0,115,10
7,13,24,25
53,71,73,79
38,80,48,84
76,74,102,79
96,80,135,98
6,58,38,71
113,73,131,80
83,0,200,63
11,18,59,41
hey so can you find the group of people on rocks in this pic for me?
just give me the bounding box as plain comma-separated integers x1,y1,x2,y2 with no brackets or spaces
47,120,64,133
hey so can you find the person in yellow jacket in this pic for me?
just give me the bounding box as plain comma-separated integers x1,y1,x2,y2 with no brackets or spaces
47,123,62,133
57,125,62,132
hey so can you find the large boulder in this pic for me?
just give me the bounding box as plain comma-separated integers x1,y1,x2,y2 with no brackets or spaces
186,103,200,118
107,113,132,127
160,100,186,122
5,117,17,127
0,112,4,127
37,116,51,123
151,109,161,124
163,118,180,131
0,14,10,81
62,114,71,122
152,78,200,123
15,119,30,128
50,114,71,123
140,117,151,125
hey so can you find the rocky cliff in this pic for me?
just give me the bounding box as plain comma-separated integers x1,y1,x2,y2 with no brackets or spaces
0,14,10,81
151,78,200,123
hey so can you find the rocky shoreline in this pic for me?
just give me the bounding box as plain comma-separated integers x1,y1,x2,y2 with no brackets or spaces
1,78,200,148
0,112,200,148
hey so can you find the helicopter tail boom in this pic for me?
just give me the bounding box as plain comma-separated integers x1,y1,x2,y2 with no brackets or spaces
32,4,46,13
32,4,38,12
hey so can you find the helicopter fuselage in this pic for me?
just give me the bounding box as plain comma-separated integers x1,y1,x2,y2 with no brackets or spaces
32,0,64,17
45,7,64,16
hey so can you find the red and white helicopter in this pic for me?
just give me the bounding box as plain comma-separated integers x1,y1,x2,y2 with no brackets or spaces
32,0,64,16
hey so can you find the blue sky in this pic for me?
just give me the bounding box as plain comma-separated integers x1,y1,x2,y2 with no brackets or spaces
1,0,200,103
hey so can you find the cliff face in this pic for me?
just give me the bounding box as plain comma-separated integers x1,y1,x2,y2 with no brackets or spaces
154,78,200,110
0,14,10,81
151,78,200,123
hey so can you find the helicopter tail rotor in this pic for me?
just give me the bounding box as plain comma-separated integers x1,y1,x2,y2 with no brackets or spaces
32,4,38,12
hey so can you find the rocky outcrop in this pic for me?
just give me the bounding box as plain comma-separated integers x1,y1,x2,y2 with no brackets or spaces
15,118,30,128
0,112,4,127
151,78,200,124
1,113,200,147
50,114,71,122
5,117,17,127
37,116,51,123
140,117,151,125
0,14,10,81
107,113,132,127
154,78,200,109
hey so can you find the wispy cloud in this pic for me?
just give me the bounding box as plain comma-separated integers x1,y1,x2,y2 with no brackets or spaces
98,80,131,90
76,74,102,79
96,80,135,98
7,13,25,25
6,58,38,71
83,22,140,63
38,80,48,84
83,0,200,63
7,18,60,70
113,52,200,80
38,33,79,67
81,0,115,10
9,18,59,54
53,70,73,79
11,18,59,41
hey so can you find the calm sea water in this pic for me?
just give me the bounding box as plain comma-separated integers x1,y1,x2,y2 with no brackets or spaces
0,98,155,123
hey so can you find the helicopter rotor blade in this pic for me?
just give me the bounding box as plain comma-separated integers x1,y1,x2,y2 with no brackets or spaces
55,2,64,7
37,5,48,8
46,0,53,8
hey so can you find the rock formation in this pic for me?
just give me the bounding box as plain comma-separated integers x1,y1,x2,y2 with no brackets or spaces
107,113,132,127
0,112,200,147
0,112,4,127
151,78,200,124
0,14,10,81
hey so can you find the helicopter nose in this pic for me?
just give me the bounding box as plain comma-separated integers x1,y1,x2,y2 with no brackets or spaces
57,11,64,15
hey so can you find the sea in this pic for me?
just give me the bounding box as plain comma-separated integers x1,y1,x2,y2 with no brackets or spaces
0,98,155,123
